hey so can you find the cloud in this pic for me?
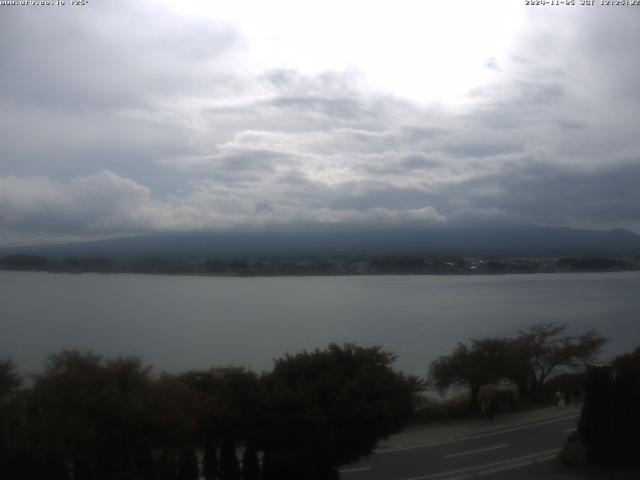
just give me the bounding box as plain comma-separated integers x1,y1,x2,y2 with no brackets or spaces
0,171,150,234
4,153,640,247
0,0,245,182
1,2,640,245
0,169,447,246
442,160,640,231
0,1,242,109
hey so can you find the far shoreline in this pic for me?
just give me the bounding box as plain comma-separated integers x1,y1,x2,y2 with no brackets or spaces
2,267,640,279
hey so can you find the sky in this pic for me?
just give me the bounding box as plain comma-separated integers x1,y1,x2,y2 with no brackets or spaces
1,0,640,246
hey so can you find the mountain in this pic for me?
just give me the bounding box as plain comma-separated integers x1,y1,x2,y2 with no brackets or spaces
1,225,639,259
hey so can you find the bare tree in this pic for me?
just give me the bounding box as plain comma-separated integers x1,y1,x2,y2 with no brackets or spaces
511,322,607,398
429,338,512,414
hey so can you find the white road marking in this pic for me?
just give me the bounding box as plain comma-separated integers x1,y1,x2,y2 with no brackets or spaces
478,460,533,475
535,454,559,462
562,427,577,433
402,448,561,480
338,466,372,473
378,414,579,454
440,476,472,480
443,443,508,459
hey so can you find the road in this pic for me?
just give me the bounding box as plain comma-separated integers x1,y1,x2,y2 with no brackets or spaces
339,413,580,480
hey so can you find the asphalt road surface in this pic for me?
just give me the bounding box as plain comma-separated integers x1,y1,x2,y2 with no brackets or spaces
339,413,580,480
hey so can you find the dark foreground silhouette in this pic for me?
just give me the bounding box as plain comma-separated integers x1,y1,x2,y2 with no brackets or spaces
0,344,421,480
566,346,640,469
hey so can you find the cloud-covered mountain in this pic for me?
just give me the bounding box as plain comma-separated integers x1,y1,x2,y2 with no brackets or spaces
2,225,639,260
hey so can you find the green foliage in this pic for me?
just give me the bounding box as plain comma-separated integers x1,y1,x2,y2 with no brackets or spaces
0,358,23,477
219,431,241,480
565,345,640,468
202,433,218,480
242,444,261,480
608,346,640,465
177,367,263,439
261,343,423,470
157,448,179,480
31,351,155,479
177,448,199,480
578,365,614,465
2,344,421,478
148,373,202,449
0,359,21,402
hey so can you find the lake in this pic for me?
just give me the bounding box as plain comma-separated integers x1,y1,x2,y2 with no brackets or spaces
1,270,639,377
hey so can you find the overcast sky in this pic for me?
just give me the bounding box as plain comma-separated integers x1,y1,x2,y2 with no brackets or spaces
1,0,639,246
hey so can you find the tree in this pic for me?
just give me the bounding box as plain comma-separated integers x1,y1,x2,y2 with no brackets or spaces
577,365,614,465
260,343,422,478
148,373,203,480
202,431,218,480
0,359,22,476
576,346,640,467
0,359,21,402
31,351,155,480
511,323,607,398
429,338,512,414
219,430,241,480
608,346,640,465
177,367,263,480
177,448,199,480
0,254,48,270
242,443,261,480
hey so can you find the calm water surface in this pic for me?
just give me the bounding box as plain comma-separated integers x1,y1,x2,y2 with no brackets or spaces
1,271,639,376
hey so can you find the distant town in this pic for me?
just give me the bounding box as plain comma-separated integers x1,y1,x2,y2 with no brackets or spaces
2,253,639,276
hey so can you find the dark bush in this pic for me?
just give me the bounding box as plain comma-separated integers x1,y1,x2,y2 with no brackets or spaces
577,347,640,467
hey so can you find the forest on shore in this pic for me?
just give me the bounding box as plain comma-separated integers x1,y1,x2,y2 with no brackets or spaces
2,253,639,276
